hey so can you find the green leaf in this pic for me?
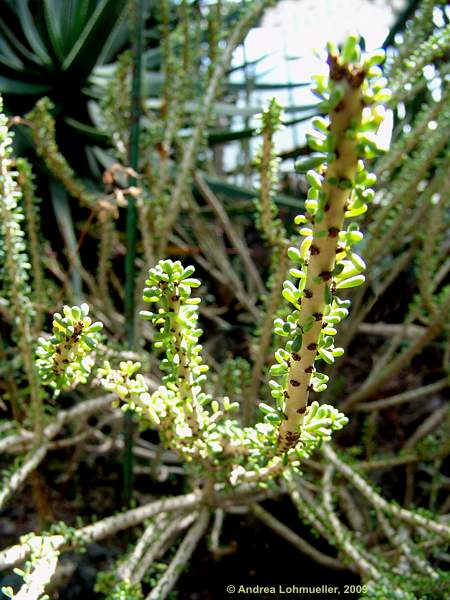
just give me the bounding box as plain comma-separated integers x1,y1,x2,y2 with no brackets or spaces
43,0,66,62
61,0,128,78
0,38,27,72
182,278,201,288
291,334,303,352
97,9,129,65
17,0,52,65
364,49,386,68
259,403,276,415
341,35,359,63
266,413,281,424
348,252,366,273
336,274,365,289
287,246,303,264
296,154,327,172
282,288,298,305
207,114,317,145
64,117,111,144
0,76,51,94
345,204,367,218
0,16,41,66
198,175,302,209
226,80,309,91
227,53,271,74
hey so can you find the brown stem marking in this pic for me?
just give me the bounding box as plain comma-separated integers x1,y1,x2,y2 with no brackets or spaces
278,56,366,452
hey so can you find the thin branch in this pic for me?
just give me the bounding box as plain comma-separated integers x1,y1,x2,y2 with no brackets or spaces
194,171,265,296
132,513,197,584
322,466,381,580
357,322,426,339
118,513,168,582
404,404,449,451
0,395,115,454
354,378,449,412
0,444,48,510
0,492,201,570
0,484,277,570
286,478,338,543
251,503,344,570
157,0,273,253
376,509,439,580
323,445,450,539
343,290,450,408
145,509,209,600
209,508,225,555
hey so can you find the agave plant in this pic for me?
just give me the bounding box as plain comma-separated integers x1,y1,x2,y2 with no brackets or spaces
0,0,128,163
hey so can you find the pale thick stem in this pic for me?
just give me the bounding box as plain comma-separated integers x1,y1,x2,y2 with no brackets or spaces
279,78,364,451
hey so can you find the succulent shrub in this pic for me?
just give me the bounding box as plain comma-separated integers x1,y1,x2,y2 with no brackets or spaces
2,6,449,597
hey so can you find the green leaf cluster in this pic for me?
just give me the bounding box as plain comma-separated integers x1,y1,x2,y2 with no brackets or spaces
36,303,102,395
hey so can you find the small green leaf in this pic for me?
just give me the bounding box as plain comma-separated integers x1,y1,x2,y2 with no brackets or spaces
306,169,323,189
318,348,335,364
336,274,365,289
341,34,359,63
266,413,281,423
296,154,327,172
182,278,201,288
364,49,386,68
291,334,303,352
287,246,303,263
259,403,276,415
